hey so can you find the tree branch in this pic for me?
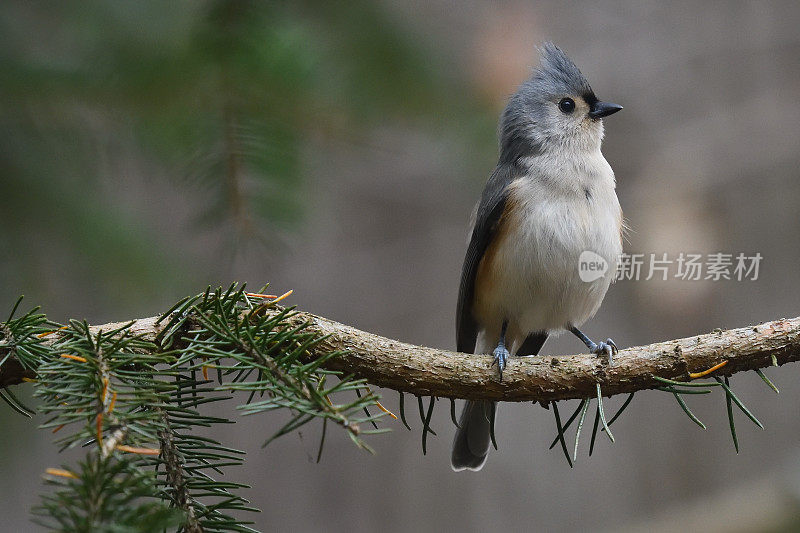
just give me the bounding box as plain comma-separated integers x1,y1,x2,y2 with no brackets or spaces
290,313,800,401
3,311,799,402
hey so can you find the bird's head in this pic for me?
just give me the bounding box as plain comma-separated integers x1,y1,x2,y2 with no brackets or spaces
499,42,622,161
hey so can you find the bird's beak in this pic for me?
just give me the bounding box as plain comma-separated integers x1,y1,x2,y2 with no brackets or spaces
588,101,623,119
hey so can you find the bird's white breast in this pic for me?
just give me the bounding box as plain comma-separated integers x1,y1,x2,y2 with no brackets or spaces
473,148,622,349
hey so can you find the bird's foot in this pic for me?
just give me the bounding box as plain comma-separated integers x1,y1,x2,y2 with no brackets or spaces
491,343,510,380
589,338,618,365
569,326,618,366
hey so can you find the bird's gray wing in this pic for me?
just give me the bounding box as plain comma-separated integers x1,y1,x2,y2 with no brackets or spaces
456,163,520,354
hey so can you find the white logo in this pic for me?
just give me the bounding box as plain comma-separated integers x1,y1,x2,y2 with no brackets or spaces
578,251,608,282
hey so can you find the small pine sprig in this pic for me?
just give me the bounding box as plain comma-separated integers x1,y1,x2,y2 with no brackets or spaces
33,454,184,532
149,379,259,532
35,319,173,453
31,318,196,531
33,305,260,531
158,284,388,454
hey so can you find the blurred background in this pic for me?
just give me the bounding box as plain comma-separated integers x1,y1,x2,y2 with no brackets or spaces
2,1,800,531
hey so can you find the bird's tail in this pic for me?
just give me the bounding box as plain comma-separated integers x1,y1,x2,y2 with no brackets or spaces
451,400,495,471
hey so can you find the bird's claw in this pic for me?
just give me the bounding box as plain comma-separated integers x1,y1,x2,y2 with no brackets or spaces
591,338,618,365
492,344,510,380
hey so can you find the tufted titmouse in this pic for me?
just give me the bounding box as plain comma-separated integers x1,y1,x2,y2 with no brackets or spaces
451,43,623,472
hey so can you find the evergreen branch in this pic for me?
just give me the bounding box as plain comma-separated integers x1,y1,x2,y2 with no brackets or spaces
31,319,185,531
20,297,259,532
6,308,800,403
156,286,383,451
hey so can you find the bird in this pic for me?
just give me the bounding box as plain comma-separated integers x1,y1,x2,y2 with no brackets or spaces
451,42,624,472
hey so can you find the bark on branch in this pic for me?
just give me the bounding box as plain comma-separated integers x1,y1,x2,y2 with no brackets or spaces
2,311,799,403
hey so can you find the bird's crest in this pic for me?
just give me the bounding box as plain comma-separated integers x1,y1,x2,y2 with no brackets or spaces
533,42,595,100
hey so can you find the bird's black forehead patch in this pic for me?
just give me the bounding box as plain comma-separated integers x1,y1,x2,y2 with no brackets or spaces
582,91,598,107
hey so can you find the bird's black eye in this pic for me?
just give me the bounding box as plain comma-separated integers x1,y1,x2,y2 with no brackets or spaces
558,97,575,114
